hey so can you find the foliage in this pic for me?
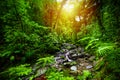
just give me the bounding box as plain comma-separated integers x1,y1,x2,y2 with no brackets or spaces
77,70,92,80
36,56,54,67
41,32,62,53
96,43,115,57
101,0,120,41
78,23,119,79
24,56,54,80
46,68,74,80
0,64,31,80
94,48,120,80
78,34,116,56
76,2,120,78
77,22,102,45
0,0,61,64
29,0,57,26
0,0,120,80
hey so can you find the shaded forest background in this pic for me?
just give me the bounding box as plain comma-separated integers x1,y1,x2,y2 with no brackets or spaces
0,0,120,80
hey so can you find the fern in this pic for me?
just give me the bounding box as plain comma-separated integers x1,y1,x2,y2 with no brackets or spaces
77,70,92,80
82,36,116,57
78,36,91,42
46,68,74,80
36,56,54,67
77,36,93,46
0,64,31,80
85,38,99,50
96,43,115,57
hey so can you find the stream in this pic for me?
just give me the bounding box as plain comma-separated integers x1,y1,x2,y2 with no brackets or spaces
54,43,96,74
23,43,96,80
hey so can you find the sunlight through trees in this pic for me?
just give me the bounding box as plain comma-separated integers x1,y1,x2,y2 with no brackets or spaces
0,0,120,80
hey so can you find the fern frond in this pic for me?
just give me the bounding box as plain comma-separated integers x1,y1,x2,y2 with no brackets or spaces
37,56,54,67
79,37,91,42
96,43,115,57
77,36,94,46
0,64,31,79
85,38,99,50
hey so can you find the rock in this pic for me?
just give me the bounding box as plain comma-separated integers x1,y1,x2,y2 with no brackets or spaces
84,53,91,58
69,49,77,54
62,43,76,50
81,48,84,53
65,52,72,61
89,56,95,61
86,65,93,69
70,66,77,71
93,61,97,66
54,43,96,75
77,47,82,53
57,49,68,55
34,74,47,80
35,67,47,77
79,63,84,66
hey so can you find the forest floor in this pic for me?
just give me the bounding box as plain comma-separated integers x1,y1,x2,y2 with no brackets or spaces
31,43,97,80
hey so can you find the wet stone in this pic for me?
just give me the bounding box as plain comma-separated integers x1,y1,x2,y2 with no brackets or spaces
89,56,96,61
86,65,93,69
53,43,96,76
70,66,77,71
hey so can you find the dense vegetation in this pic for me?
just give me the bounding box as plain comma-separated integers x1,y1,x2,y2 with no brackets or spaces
0,0,120,80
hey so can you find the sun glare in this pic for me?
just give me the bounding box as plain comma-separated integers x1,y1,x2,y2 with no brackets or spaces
56,0,75,13
75,16,80,22
75,16,83,22
63,4,74,12
56,0,62,2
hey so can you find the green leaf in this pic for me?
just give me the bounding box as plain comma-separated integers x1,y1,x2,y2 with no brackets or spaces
10,56,15,61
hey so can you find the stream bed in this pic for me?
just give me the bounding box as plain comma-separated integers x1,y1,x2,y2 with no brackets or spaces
54,43,96,75
24,43,97,80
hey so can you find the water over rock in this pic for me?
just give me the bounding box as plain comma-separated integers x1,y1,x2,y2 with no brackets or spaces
54,43,96,74
23,43,96,80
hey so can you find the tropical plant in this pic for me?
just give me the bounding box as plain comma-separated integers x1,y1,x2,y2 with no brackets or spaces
46,68,74,80
94,47,120,80
36,56,54,67
0,64,31,80
77,70,92,80
96,42,115,57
